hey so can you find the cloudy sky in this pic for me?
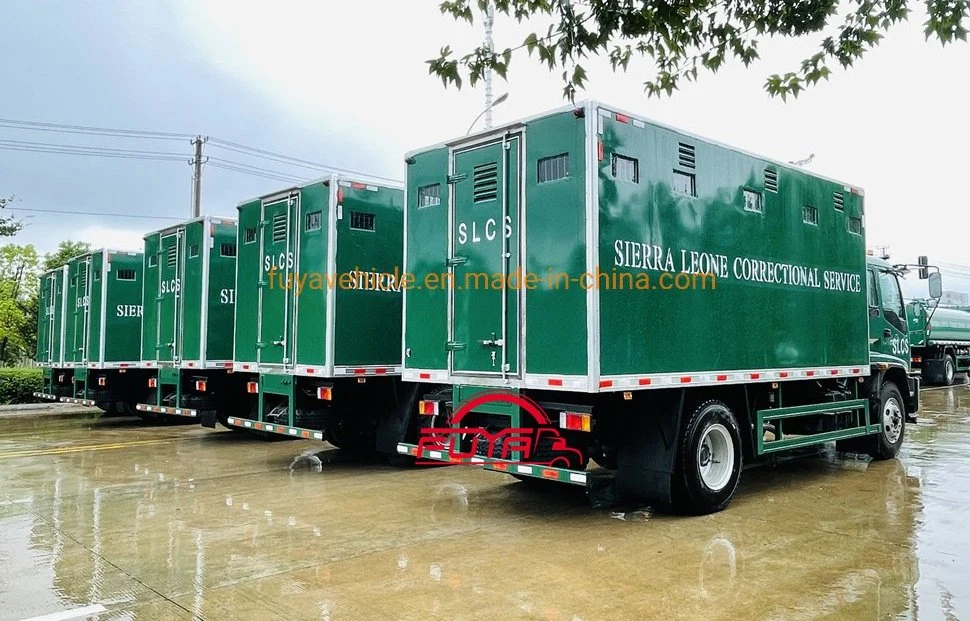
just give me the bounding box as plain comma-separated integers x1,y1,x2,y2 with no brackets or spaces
1,0,967,296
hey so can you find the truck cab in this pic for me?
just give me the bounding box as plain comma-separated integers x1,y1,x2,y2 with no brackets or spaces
866,255,938,419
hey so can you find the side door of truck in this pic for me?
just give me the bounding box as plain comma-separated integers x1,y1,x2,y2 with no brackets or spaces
869,266,909,367
448,133,522,377
258,194,297,367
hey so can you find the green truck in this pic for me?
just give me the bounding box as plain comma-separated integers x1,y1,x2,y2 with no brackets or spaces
397,101,935,514
135,216,242,421
223,174,425,453
907,301,970,385
34,249,148,412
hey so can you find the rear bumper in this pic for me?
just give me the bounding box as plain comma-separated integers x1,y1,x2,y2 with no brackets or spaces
33,392,59,402
396,442,589,486
59,397,97,407
136,403,198,418
224,416,323,440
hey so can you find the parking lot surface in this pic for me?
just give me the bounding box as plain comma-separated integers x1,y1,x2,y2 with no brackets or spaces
1,386,969,620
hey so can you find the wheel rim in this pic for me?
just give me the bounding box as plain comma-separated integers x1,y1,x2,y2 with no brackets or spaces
945,359,954,383
698,423,735,492
883,397,903,445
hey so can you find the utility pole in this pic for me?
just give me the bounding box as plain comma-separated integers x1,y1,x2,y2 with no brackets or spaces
483,1,495,130
190,135,208,218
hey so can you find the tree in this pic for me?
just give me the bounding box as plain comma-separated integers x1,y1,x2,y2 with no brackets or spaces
0,244,40,365
0,196,24,238
44,240,91,271
429,0,968,100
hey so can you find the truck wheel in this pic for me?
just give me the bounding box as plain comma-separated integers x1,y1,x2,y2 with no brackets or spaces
866,382,905,460
676,400,743,514
943,355,956,386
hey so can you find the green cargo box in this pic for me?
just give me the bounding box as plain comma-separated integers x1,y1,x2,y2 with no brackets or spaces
137,216,239,419
403,101,870,391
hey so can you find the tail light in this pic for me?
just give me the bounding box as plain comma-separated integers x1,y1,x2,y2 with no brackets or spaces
559,411,591,432
148,378,157,388
418,400,439,416
912,356,922,364
195,380,207,392
97,376,106,387
316,386,332,401
246,381,258,394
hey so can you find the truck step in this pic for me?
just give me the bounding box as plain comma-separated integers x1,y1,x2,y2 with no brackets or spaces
224,416,323,440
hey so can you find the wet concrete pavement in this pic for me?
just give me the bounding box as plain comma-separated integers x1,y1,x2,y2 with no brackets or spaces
1,387,969,621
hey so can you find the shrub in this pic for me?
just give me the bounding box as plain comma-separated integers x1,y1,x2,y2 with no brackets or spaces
0,367,43,404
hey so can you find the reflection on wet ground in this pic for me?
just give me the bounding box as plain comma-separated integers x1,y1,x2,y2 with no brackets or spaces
1,386,969,620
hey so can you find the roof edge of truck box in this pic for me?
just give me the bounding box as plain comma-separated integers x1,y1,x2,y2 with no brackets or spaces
142,214,239,239
234,173,404,208
404,99,865,196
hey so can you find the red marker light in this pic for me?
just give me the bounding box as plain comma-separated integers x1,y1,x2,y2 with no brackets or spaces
246,381,258,394
195,380,207,392
317,386,332,401
148,378,157,388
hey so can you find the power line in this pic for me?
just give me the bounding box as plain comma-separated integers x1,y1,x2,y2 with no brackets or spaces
0,138,186,159
206,162,306,184
208,157,309,182
0,144,186,162
0,118,194,140
207,137,401,184
6,207,183,221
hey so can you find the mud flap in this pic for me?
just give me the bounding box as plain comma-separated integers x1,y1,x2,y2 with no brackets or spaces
200,410,218,429
375,382,423,456
615,400,682,506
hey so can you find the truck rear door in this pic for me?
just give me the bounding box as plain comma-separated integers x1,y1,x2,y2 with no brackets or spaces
157,232,181,363
449,134,521,377
258,194,297,367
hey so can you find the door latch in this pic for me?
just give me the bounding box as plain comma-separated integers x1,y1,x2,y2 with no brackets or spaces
446,256,468,267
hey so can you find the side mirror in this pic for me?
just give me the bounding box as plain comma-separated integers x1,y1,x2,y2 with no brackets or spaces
928,272,942,299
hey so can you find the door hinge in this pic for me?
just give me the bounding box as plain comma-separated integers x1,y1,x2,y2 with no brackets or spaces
446,341,466,352
447,173,467,184
446,256,468,267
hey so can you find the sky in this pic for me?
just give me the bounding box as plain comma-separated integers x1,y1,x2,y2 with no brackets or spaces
0,0,968,296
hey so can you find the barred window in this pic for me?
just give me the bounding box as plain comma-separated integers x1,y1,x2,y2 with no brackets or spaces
117,269,136,281
537,153,569,183
220,243,237,257
305,211,322,232
612,154,639,184
803,205,819,225
672,170,696,197
244,227,257,244
417,184,441,208
350,211,375,232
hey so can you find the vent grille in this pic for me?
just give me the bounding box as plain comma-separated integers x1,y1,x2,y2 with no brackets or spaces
350,211,375,231
473,162,498,203
764,168,778,193
272,213,287,243
833,191,845,211
678,143,696,169
166,245,177,268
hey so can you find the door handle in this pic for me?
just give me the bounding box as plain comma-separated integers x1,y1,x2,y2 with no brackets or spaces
883,329,892,338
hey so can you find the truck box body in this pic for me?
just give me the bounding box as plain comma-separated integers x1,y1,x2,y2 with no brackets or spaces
233,175,403,377
224,174,413,442
136,216,238,419
141,216,237,369
403,101,870,391
63,249,144,368
36,265,68,367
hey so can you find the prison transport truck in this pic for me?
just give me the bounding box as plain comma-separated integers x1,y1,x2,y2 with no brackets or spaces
222,174,430,453
135,216,241,422
906,301,970,386
34,249,148,412
396,100,925,514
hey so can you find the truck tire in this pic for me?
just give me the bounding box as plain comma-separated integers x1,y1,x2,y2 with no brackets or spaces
943,355,956,386
676,400,743,515
865,382,905,460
